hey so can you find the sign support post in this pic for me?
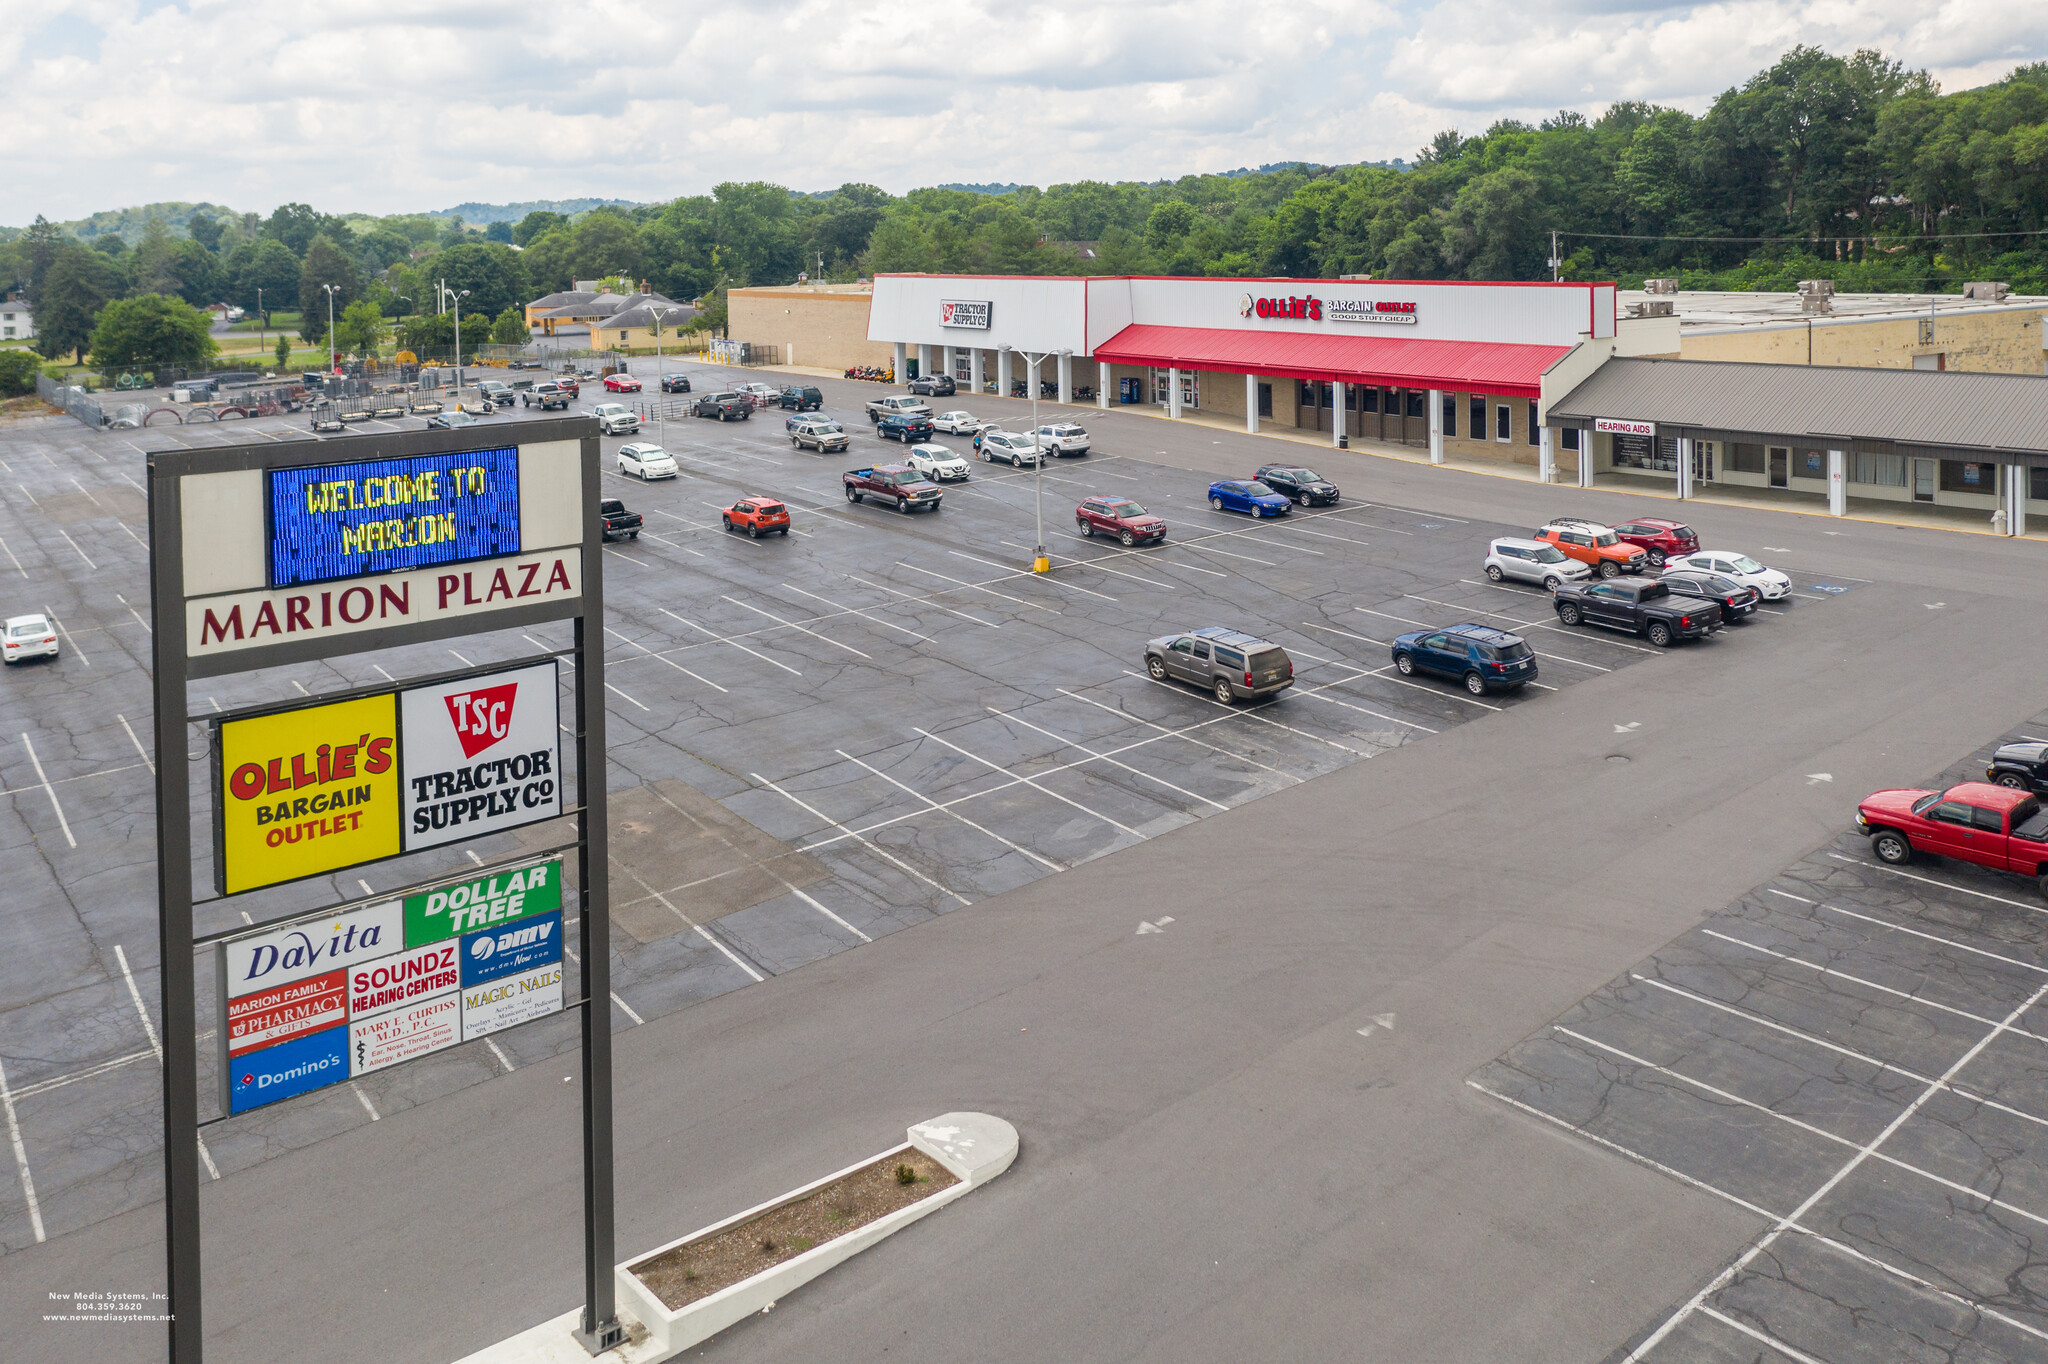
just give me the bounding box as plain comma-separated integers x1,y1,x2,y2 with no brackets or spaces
146,418,617,1360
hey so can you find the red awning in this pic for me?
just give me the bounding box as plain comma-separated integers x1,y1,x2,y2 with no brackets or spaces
1091,324,1568,398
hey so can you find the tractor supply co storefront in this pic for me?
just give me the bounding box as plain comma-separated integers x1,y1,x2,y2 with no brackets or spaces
865,274,1617,478
1545,356,2048,535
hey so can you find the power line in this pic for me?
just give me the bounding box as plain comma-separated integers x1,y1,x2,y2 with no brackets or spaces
1558,226,2048,244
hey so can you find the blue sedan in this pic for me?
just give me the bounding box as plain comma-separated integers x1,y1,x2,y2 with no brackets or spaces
1208,480,1293,517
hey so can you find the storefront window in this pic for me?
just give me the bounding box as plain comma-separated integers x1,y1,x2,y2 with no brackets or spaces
1611,433,1672,470
1471,397,1486,438
1940,460,1995,492
1727,443,1765,474
1528,401,1540,445
2031,466,2048,502
1441,394,1455,436
1363,388,1380,414
1561,427,1579,451
1850,453,1906,487
1406,390,1426,419
1797,450,1826,479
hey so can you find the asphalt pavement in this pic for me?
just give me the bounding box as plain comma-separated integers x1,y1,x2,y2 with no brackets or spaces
2,361,2045,1363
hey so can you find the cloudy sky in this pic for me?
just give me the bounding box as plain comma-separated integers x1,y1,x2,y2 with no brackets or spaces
6,0,2044,224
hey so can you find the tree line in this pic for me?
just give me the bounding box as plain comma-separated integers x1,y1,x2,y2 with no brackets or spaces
3,44,2044,378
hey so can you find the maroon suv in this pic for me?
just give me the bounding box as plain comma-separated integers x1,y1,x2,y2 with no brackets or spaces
1076,496,1166,546
1610,517,1699,567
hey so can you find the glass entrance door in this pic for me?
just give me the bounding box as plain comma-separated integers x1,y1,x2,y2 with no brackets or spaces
1913,459,1936,501
1769,447,1789,488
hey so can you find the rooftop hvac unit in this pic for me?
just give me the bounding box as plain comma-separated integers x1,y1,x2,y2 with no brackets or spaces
1797,279,1834,314
1642,278,1679,294
1963,281,2011,301
1624,301,1676,318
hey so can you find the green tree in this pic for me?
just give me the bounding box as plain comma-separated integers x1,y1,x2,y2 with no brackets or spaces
0,348,41,398
88,294,218,371
21,215,66,302
332,299,389,358
35,244,118,362
264,203,354,256
275,334,291,370
229,238,301,316
188,214,225,253
298,235,360,338
432,243,526,318
484,221,514,244
488,306,530,345
512,210,569,247
569,210,645,283
520,229,575,294
395,311,456,353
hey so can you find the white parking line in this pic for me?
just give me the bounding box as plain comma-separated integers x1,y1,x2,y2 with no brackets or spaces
604,625,728,692
1003,541,1173,590
1702,928,2048,1043
1631,972,2048,1133
17,733,76,848
1054,687,1300,783
1166,540,1277,568
835,748,1064,872
610,992,645,1026
612,856,767,981
0,535,24,578
912,727,1147,840
40,608,87,666
659,608,803,675
1123,671,1372,756
0,1053,44,1241
1290,678,1447,728
1293,624,1500,710
351,1082,380,1120
55,528,96,570
896,561,1054,613
1392,597,1614,672
605,682,651,711
722,594,872,658
114,944,219,1179
1696,1307,1829,1364
1825,852,2044,914
846,573,1000,628
989,707,1230,812
1819,903,2048,976
753,771,971,904
775,583,935,644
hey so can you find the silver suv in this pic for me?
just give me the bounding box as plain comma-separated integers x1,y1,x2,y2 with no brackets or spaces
590,402,639,435
1144,627,1294,704
1034,422,1090,456
1484,536,1591,590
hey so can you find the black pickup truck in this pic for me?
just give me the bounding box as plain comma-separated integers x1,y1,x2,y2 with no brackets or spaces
1552,578,1718,646
843,465,943,514
600,498,642,541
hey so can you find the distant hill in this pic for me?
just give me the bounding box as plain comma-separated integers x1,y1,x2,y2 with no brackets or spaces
937,183,1022,196
426,199,641,223
7,202,247,244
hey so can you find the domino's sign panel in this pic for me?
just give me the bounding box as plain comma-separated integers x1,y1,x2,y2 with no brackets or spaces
229,1025,348,1114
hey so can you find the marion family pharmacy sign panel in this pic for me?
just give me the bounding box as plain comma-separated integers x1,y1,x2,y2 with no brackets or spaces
220,858,564,1113
213,660,561,894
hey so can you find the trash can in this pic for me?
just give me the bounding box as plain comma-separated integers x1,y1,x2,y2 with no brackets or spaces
1119,376,1141,404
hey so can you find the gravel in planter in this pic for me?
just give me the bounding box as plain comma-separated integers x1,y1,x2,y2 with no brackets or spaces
632,1148,959,1310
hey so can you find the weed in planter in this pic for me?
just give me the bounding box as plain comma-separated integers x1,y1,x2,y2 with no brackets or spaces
895,1163,918,1186
759,1235,779,1255
792,1237,816,1253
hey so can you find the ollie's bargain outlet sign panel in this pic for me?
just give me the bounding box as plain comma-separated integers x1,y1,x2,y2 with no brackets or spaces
220,858,564,1113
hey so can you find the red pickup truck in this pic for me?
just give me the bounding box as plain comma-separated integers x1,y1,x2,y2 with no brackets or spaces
1857,781,2048,897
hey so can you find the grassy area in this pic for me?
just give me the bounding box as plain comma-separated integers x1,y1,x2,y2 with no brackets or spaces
224,312,302,333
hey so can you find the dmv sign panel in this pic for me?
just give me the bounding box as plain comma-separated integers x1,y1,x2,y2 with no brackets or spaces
216,693,402,894
268,448,521,589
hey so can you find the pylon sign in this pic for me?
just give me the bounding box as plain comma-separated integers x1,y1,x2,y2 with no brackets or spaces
148,418,623,1360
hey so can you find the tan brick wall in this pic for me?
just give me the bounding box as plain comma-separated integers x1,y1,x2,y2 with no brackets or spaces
728,288,893,370
1680,307,2048,375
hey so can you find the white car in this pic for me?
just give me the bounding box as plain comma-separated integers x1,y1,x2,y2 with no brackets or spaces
1484,537,1591,590
2,614,58,664
1662,551,1791,600
1034,421,1090,456
931,410,988,436
737,382,780,408
978,431,1044,466
617,443,677,480
591,402,639,435
908,444,971,482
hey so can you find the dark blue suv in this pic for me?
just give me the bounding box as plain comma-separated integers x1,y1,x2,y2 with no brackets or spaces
878,412,934,443
1390,624,1537,695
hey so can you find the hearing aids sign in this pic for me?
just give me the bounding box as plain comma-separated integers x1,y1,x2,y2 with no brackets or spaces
214,660,560,894
221,857,564,1113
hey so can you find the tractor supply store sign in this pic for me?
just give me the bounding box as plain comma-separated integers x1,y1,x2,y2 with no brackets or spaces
220,857,565,1113
940,299,991,330
214,660,560,894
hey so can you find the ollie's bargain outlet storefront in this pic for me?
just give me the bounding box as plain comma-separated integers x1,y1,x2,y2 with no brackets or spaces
862,273,1618,478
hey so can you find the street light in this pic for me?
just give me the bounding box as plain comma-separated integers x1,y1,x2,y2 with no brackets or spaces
255,287,264,372
322,283,339,377
998,345,1071,573
439,284,471,398
648,304,682,450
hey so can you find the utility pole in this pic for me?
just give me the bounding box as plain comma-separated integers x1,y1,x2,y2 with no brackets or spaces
255,287,264,371
1550,229,1561,283
649,304,679,449
323,283,339,376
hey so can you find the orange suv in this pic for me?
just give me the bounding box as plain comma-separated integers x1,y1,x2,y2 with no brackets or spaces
721,497,791,538
1533,519,1648,578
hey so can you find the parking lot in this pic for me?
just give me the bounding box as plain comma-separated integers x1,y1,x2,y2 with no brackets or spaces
0,359,1863,1257
1473,713,2048,1362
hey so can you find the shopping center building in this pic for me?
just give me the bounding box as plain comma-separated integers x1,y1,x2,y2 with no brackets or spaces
725,272,2048,533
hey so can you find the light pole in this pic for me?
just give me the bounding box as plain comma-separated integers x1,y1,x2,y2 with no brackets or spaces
255,287,264,372
648,304,682,449
322,283,339,377
999,345,1070,573
440,285,470,399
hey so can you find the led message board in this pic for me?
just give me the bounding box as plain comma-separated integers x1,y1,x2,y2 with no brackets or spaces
267,447,522,588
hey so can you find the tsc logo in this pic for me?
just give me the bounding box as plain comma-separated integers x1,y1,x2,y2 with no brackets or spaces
443,681,518,759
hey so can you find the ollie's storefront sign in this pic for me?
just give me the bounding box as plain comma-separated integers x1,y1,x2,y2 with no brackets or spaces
1238,293,1419,325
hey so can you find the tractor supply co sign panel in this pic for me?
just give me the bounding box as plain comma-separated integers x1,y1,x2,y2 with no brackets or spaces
940,299,991,330
221,857,564,1113
215,661,560,894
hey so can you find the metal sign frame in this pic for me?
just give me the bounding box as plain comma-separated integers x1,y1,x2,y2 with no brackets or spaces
147,417,622,1359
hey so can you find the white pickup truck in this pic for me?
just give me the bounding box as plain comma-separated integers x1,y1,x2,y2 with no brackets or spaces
865,393,932,423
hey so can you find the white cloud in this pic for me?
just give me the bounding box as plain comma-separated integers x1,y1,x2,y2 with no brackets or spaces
4,0,2043,223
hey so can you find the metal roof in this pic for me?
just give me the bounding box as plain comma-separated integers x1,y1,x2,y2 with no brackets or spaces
1548,357,2048,456
1093,325,1569,398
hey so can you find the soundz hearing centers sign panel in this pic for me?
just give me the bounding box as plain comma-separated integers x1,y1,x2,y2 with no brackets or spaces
215,661,560,894
222,858,564,1114
267,448,521,589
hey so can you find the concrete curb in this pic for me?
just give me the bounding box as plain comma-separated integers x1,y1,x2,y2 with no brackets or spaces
454,1113,1018,1363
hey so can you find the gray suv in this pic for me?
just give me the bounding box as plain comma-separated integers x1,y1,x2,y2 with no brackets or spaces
1144,627,1294,704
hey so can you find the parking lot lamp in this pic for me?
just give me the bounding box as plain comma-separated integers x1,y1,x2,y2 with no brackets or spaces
1001,344,1064,573
649,304,681,449
322,283,339,377
440,285,471,396
254,287,264,372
